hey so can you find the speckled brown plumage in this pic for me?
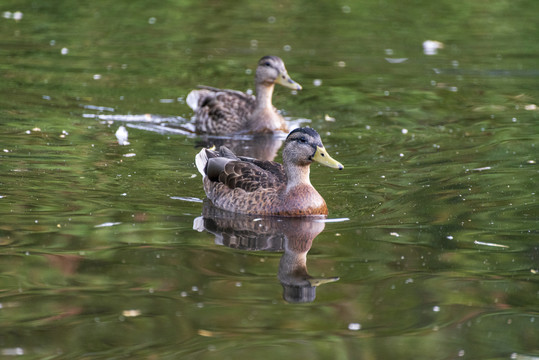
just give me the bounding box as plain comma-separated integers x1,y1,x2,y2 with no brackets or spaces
187,56,301,135
195,127,343,216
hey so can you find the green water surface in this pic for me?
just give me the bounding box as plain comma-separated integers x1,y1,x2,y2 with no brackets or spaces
0,0,538,359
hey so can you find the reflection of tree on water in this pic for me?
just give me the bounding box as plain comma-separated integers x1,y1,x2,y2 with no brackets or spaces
195,133,284,161
193,200,339,303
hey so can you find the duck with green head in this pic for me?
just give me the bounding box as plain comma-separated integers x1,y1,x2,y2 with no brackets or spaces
195,127,343,216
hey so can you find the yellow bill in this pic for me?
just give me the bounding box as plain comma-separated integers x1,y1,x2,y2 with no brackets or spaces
312,146,343,170
275,71,302,90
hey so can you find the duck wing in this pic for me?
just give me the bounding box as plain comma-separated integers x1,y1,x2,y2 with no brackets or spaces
205,147,285,192
188,87,256,134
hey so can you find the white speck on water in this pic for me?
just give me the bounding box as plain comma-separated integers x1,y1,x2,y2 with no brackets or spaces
235,282,242,287
267,16,276,23
1,347,24,356
342,5,351,13
190,174,197,178
348,323,361,330
458,350,465,357
433,306,440,312
148,17,156,24
120,193,127,196
390,232,400,237
314,217,350,223
423,40,444,55
447,235,454,240
93,74,101,80
245,68,252,75
42,95,51,100
283,44,291,52
399,153,404,157
13,11,23,21
452,60,459,68
159,98,174,103
313,79,322,87
512,117,517,122
385,58,408,64
401,128,408,134
385,49,393,55
180,291,188,297
123,153,136,158
250,39,258,48
246,89,253,95
50,39,55,46
170,196,203,203
115,126,130,145
365,125,371,130
191,286,199,292
95,222,122,228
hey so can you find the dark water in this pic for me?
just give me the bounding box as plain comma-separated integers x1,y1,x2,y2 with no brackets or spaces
1,0,538,359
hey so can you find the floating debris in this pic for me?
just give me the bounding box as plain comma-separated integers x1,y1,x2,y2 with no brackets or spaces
324,114,336,122
471,166,492,172
115,126,130,145
474,240,509,249
314,217,350,223
122,309,141,317
423,40,444,55
94,222,122,228
170,196,203,203
385,58,408,64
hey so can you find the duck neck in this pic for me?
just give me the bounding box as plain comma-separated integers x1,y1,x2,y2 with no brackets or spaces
255,82,275,110
285,163,311,192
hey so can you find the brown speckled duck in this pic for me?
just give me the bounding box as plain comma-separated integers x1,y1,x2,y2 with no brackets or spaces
195,127,343,216
186,56,302,135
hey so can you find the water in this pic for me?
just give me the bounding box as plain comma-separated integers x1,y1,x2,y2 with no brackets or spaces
1,0,538,359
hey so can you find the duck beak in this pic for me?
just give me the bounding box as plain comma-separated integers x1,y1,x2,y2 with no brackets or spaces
275,71,302,90
312,146,343,170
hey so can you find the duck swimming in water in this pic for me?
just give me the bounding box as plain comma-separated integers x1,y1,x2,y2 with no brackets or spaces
187,56,302,135
195,127,343,216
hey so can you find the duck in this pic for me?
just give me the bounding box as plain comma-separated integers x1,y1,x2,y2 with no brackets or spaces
195,127,343,216
186,55,302,135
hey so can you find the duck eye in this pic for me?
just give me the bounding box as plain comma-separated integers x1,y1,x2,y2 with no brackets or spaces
264,62,271,67
298,136,307,143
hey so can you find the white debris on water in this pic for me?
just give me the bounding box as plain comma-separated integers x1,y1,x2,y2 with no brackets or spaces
115,126,130,145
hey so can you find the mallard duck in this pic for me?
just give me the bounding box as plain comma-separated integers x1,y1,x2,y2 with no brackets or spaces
195,127,343,216
186,56,302,135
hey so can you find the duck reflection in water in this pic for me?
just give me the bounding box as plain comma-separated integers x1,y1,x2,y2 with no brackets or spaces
195,132,284,161
193,201,339,303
